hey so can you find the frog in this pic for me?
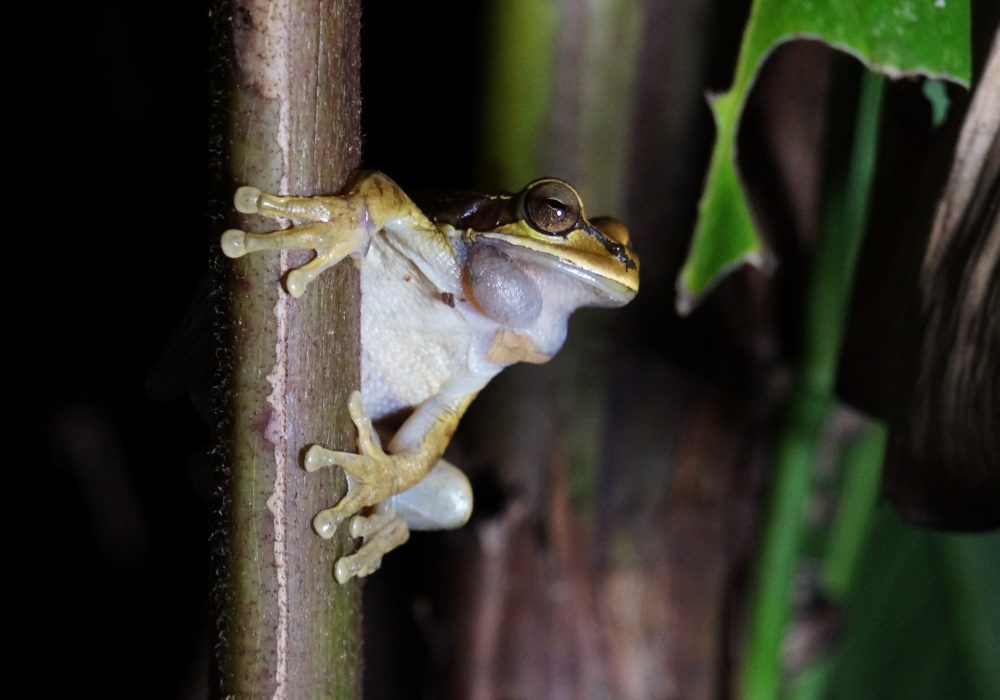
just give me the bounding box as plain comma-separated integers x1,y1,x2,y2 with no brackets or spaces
221,171,638,583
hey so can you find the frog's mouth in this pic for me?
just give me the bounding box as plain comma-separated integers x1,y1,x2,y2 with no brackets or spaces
477,233,639,307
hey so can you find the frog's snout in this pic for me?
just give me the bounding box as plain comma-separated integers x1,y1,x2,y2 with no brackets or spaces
590,216,630,247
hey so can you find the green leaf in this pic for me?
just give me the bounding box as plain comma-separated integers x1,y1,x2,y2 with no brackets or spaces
676,0,971,312
825,507,1000,700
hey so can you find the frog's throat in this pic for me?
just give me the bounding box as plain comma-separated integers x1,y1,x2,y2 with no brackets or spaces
477,234,638,306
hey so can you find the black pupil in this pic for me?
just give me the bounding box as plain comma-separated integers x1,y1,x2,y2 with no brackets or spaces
525,182,580,235
545,199,567,219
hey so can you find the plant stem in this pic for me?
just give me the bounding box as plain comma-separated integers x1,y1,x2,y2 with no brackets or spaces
742,70,885,700
821,425,887,598
217,1,363,697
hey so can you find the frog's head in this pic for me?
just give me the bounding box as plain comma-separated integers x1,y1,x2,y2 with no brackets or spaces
483,179,638,306
427,179,639,307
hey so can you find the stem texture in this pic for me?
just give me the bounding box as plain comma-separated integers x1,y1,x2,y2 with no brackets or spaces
218,1,363,697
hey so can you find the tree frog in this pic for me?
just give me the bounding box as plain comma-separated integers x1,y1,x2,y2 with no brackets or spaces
221,171,638,583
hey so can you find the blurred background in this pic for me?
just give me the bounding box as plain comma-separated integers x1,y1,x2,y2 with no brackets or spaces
34,1,998,698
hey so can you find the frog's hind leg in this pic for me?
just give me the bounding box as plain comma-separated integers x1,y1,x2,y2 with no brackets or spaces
332,510,410,583
381,459,473,531
332,460,472,583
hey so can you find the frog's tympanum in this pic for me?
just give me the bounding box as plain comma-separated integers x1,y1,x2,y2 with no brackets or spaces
222,171,638,583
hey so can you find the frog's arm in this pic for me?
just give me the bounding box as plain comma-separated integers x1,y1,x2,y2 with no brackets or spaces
220,171,435,297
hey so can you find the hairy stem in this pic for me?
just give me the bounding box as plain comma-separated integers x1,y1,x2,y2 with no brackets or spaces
217,1,363,697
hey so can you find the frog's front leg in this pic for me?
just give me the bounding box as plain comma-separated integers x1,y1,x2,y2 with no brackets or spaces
220,171,431,297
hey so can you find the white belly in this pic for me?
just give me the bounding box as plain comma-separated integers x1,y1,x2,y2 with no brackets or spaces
360,233,474,420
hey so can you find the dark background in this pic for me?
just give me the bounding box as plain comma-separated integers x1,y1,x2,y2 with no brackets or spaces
35,3,528,696
29,2,997,697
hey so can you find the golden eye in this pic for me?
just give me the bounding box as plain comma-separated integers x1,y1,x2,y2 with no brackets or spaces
522,180,581,236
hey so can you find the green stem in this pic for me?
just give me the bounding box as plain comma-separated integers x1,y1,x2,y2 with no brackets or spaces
480,0,557,188
742,70,885,700
787,423,887,700
822,425,887,598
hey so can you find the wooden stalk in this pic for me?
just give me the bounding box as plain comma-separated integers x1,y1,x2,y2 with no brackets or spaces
217,1,363,697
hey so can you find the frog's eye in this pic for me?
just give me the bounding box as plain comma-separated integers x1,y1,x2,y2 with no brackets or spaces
522,180,581,236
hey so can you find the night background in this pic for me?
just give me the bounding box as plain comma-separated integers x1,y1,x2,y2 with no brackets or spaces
32,2,998,698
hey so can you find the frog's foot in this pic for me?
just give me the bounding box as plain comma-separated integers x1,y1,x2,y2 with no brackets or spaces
221,187,371,297
334,510,411,583
306,390,399,538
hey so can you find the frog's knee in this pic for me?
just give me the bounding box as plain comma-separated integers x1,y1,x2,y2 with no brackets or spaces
384,460,472,531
